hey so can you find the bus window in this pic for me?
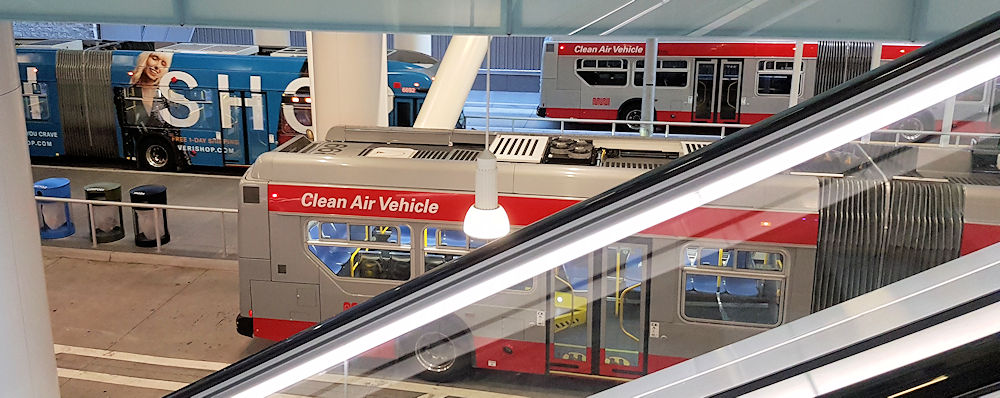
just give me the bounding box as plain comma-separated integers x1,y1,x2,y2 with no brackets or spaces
422,227,532,291
633,60,688,88
22,81,50,120
956,83,986,102
306,220,412,281
576,58,628,86
682,245,785,326
757,60,803,96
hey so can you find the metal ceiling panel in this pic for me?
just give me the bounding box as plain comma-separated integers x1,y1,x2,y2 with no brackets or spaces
0,0,996,42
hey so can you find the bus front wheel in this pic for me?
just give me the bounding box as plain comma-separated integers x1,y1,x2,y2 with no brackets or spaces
138,136,177,172
618,101,643,132
405,318,471,382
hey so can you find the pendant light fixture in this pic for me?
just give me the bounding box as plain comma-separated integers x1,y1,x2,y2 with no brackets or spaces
464,36,510,240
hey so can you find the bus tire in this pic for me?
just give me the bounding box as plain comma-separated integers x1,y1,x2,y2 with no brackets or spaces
617,100,643,132
405,316,472,382
138,136,177,172
889,111,935,143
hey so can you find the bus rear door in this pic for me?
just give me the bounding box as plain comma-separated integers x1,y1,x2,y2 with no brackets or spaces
549,242,650,379
220,89,270,165
692,59,743,124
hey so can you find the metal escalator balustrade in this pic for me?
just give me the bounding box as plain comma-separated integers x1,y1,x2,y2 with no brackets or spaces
170,11,1000,398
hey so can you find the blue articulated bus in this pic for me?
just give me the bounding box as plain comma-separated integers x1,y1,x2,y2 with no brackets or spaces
16,45,445,171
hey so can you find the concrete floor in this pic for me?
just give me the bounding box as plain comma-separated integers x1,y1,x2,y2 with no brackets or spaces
44,249,615,397
32,165,240,259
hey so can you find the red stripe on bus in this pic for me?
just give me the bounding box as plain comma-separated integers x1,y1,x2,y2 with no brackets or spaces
880,45,921,60
960,223,1000,255
270,184,821,245
935,120,997,133
544,107,619,120
556,42,820,58
269,184,577,227
641,207,820,246
252,317,315,341
474,337,547,374
547,108,774,125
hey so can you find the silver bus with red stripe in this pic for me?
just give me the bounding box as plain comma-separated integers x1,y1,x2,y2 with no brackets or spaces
538,41,1000,135
236,127,1000,381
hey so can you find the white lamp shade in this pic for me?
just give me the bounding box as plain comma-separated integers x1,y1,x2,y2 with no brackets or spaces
463,204,510,239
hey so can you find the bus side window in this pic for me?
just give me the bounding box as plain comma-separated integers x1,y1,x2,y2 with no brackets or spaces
421,226,532,291
306,221,412,281
682,245,785,326
22,81,50,120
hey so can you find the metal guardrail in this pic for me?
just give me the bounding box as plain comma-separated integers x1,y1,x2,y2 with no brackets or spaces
464,114,751,137
34,196,238,256
467,114,1000,146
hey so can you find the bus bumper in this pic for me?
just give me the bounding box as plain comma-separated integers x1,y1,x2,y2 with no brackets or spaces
236,315,254,338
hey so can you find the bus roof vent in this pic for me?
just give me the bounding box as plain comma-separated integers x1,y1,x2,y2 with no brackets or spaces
270,47,308,57
601,160,666,170
159,43,259,55
489,135,549,163
681,141,713,156
449,149,480,162
413,149,451,160
364,147,417,158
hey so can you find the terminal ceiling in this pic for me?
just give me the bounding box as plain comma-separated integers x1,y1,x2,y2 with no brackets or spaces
2,0,998,42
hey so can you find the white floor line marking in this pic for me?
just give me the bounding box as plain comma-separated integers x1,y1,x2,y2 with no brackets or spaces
57,368,308,398
55,344,528,397
57,368,188,392
54,344,227,371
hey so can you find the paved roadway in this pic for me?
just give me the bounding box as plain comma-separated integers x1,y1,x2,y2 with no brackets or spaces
45,251,617,397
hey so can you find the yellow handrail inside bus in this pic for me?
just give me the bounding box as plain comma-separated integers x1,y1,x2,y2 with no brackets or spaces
614,249,621,315
618,282,641,342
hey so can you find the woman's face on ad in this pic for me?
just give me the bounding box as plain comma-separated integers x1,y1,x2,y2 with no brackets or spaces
144,53,167,81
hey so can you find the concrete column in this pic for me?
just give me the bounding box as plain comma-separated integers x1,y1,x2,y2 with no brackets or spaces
378,34,390,127
0,21,60,398
639,38,657,137
393,34,432,56
788,41,804,107
253,29,290,48
413,35,489,130
306,31,384,140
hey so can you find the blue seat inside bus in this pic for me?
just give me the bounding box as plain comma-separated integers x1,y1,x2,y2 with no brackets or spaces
441,230,467,247
561,257,590,291
308,245,352,275
687,274,720,294
722,277,759,296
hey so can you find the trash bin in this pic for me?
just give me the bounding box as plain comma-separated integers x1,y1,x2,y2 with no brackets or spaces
84,182,126,243
129,184,170,247
34,177,75,239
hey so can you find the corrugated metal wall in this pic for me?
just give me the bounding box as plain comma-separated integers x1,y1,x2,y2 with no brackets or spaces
190,27,254,45
432,35,543,70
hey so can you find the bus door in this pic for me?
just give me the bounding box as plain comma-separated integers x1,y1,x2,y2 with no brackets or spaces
220,90,269,165
391,97,417,127
548,242,649,378
692,59,743,124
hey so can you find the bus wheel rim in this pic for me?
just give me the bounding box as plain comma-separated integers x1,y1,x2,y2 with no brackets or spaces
145,145,169,168
625,109,642,130
414,331,457,373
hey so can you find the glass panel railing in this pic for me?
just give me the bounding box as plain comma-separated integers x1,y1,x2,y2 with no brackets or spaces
170,12,1000,398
